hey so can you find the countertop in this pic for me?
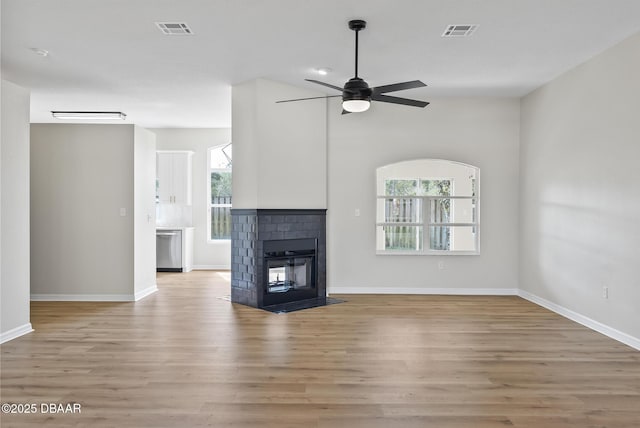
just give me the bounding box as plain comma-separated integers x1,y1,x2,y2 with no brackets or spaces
156,226,195,231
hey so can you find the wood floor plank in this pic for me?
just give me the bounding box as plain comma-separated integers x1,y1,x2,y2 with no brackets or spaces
1,270,638,427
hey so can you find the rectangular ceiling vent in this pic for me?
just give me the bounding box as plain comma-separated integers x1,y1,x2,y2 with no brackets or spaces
155,22,194,35
442,24,478,37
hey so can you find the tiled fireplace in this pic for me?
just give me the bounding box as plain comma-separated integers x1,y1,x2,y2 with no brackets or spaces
230,209,326,309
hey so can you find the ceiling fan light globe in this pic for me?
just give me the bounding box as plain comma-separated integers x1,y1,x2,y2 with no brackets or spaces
342,99,370,113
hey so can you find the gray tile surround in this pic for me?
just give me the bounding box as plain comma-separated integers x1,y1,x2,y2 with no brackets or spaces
230,209,327,308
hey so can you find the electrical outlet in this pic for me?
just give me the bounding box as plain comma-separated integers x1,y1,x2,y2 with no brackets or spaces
354,208,360,217
603,286,609,299
438,261,445,270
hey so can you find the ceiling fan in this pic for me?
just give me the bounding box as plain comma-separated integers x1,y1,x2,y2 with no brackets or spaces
277,19,429,114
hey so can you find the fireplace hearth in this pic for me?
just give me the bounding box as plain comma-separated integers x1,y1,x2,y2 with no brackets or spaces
230,209,326,309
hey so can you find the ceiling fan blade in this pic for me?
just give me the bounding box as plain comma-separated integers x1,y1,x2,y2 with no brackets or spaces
372,80,426,94
372,93,429,108
305,79,345,92
276,95,342,103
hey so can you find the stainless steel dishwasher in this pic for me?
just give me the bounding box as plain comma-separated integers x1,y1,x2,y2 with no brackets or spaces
156,229,182,272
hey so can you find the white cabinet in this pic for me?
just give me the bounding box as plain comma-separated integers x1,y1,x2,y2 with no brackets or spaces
156,151,193,205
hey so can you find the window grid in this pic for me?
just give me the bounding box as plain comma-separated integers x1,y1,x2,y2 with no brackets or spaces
208,143,232,241
376,195,479,254
210,169,232,240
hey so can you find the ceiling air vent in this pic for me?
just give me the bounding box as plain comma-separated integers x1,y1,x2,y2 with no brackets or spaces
442,24,478,37
155,22,194,35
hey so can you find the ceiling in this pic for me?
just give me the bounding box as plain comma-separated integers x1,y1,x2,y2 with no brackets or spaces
2,0,640,128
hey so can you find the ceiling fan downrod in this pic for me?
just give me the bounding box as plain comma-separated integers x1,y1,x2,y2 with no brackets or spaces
349,19,366,79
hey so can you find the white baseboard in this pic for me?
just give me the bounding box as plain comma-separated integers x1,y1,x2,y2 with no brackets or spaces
329,286,638,349
192,265,230,270
31,287,159,302
518,289,640,351
134,284,158,301
31,294,135,302
0,323,34,344
329,286,519,296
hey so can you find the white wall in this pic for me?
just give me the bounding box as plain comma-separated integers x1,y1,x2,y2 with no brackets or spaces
30,124,137,299
152,128,232,269
231,81,259,209
327,97,520,293
520,31,640,344
133,126,157,298
0,80,33,343
232,78,327,209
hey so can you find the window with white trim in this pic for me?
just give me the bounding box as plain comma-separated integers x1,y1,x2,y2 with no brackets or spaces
376,159,479,254
209,143,232,241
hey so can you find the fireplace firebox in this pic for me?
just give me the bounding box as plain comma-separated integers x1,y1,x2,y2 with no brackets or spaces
263,238,317,306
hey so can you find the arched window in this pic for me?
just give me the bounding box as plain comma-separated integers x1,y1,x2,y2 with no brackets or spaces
209,143,232,240
376,159,479,254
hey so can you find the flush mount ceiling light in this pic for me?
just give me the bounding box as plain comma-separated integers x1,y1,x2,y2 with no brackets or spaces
30,47,49,57
51,111,127,120
315,67,332,76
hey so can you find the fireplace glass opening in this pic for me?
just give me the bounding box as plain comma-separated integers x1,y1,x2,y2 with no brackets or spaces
263,238,317,306
267,256,313,293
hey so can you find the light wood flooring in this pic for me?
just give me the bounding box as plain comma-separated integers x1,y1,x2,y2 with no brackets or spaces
1,271,639,427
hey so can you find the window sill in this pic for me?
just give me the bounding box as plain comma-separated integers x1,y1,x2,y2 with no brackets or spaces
208,239,231,244
376,250,480,256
